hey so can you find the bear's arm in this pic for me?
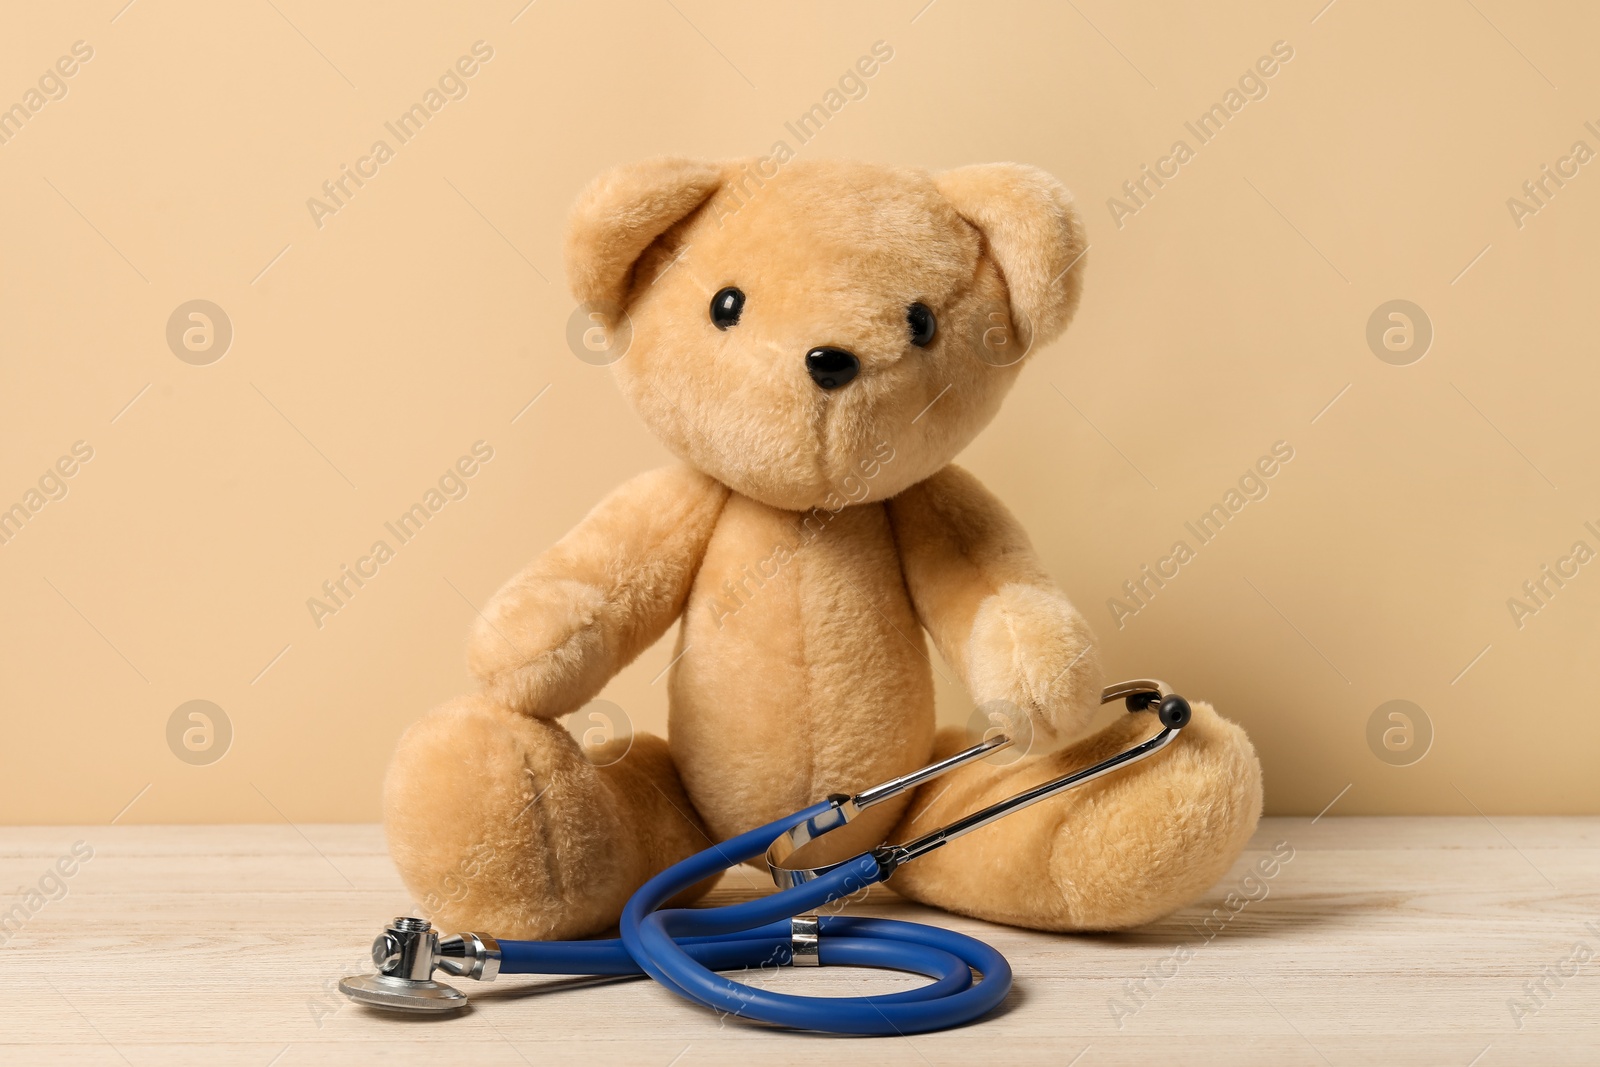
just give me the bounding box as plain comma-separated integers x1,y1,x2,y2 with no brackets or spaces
886,464,1103,740
466,465,731,717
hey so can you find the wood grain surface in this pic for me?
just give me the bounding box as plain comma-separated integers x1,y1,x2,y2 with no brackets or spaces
2,817,1596,1065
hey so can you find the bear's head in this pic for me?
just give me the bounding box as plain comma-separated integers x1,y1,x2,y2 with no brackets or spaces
565,158,1087,511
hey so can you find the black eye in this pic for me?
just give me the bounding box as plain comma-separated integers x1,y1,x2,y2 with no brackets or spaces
907,302,936,347
710,287,745,330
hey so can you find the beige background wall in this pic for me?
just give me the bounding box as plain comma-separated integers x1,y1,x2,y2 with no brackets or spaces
2,0,1595,824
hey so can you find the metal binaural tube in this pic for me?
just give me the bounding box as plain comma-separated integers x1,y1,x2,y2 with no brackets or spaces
769,679,1184,886
879,721,1181,870
851,733,1012,810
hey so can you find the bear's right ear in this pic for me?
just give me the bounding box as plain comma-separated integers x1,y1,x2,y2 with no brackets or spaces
564,157,724,314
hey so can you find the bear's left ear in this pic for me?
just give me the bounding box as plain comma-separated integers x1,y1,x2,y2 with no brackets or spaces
935,163,1087,353
565,157,725,315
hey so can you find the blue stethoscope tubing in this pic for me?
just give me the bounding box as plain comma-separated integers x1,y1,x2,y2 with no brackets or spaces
492,800,1012,1035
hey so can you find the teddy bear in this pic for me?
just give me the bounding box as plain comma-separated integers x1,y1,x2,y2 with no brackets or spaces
383,157,1263,939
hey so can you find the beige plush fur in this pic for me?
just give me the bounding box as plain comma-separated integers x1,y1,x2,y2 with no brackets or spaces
384,158,1262,939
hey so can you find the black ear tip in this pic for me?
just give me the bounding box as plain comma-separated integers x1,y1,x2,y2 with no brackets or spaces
1158,695,1191,730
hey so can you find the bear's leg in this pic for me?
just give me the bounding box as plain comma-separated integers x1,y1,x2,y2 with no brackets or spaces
884,701,1262,931
383,693,713,939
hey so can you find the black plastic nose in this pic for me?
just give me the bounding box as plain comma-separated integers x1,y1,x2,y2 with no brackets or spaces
805,347,860,390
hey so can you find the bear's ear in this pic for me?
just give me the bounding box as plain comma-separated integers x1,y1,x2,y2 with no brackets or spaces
564,157,724,314
935,163,1087,353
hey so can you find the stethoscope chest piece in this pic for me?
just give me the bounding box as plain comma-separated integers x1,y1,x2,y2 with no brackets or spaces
339,916,499,1013
338,972,467,1013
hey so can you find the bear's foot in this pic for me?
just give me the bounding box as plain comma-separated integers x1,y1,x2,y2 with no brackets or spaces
885,701,1263,931
383,693,712,939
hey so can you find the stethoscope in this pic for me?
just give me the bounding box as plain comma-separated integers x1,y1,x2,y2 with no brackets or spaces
340,679,1192,1035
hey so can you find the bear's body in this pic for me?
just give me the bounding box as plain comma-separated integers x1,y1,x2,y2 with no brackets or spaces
675,482,935,854
383,158,1263,940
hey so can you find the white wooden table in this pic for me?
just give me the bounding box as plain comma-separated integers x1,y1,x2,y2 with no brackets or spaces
2,818,1596,1065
